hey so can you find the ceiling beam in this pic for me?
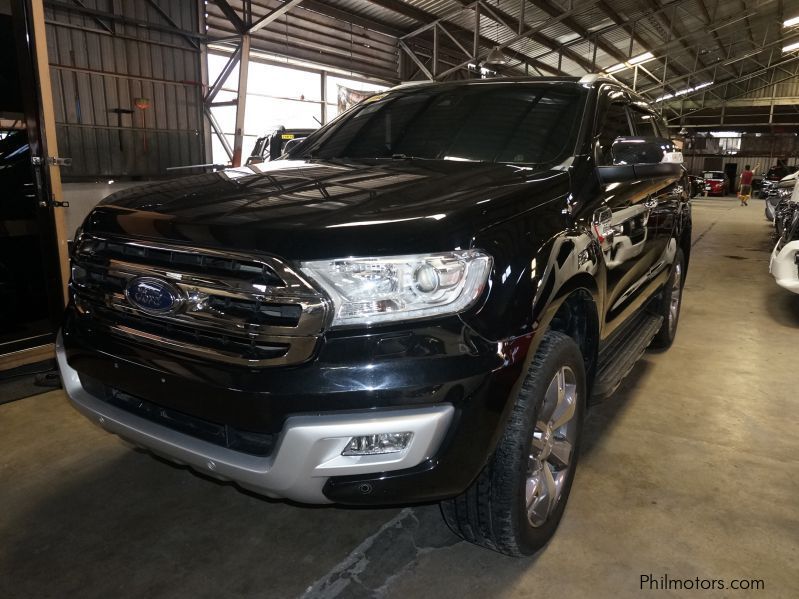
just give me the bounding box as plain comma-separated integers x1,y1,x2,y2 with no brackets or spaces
366,0,440,24
643,31,799,95
464,0,596,73
528,0,631,66
299,0,404,37
668,53,799,111
213,0,246,33
373,0,566,76
249,0,305,33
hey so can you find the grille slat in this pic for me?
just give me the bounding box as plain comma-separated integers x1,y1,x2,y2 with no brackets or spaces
71,235,328,367
79,237,284,287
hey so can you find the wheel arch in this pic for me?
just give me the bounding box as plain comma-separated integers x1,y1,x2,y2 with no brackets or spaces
535,275,601,391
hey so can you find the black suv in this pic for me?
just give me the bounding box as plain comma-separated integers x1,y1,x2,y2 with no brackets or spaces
58,76,691,556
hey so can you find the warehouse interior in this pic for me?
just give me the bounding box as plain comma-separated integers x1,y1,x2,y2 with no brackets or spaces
2,0,798,597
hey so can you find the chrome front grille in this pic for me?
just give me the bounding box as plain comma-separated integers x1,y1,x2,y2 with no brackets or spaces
70,235,329,366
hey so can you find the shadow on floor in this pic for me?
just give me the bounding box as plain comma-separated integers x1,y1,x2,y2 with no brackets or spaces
0,360,60,405
764,287,799,328
582,359,651,456
0,445,398,599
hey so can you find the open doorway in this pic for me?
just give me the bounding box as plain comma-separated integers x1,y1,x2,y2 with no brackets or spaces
1,0,67,364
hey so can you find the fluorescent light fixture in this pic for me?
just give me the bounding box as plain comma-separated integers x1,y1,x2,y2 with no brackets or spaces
629,51,654,65
655,81,712,102
783,41,799,52
675,81,713,96
784,16,799,27
605,51,653,74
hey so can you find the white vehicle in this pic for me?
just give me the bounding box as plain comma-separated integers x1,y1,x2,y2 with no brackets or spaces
769,176,799,294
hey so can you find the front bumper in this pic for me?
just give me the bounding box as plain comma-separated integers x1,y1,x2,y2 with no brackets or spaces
58,305,530,505
58,331,456,503
769,240,799,294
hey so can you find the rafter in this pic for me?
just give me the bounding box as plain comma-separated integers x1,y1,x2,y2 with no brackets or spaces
456,0,596,73
213,0,246,33
529,0,630,66
643,31,799,95
380,0,569,77
667,52,799,112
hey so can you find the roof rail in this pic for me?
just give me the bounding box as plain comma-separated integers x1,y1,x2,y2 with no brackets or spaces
578,74,603,85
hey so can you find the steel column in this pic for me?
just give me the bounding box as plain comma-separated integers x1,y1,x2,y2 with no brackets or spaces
231,33,250,167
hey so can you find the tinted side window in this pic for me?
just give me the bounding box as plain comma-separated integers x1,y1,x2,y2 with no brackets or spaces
596,102,632,165
629,107,657,136
652,115,670,139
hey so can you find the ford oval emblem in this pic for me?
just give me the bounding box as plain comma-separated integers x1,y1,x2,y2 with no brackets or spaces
125,277,182,314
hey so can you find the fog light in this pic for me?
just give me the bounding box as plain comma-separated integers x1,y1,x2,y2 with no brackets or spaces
342,432,413,456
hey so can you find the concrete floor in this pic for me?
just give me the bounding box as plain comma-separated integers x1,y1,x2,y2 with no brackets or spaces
2,198,798,598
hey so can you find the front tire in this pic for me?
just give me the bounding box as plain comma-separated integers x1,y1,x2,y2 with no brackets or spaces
650,248,685,349
440,331,586,556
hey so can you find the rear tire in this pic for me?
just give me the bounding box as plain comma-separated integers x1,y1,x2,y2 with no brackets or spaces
440,331,586,556
650,248,685,349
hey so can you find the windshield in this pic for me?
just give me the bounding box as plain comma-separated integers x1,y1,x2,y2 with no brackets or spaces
290,83,586,166
703,171,724,179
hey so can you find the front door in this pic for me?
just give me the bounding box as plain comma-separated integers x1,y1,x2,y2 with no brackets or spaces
593,86,661,337
0,1,68,363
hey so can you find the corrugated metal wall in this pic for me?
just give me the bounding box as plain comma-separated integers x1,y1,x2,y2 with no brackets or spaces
684,155,799,176
44,0,204,180
205,0,400,83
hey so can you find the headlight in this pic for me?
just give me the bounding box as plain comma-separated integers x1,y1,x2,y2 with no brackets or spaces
301,250,492,327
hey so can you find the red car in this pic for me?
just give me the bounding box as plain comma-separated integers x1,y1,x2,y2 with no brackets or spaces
702,171,729,196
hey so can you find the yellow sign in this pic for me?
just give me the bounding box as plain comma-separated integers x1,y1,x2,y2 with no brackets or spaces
281,134,295,140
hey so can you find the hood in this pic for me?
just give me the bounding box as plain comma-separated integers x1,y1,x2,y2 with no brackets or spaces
83,159,570,260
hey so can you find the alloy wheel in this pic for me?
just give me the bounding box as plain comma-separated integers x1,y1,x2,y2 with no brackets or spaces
526,366,578,527
668,263,683,334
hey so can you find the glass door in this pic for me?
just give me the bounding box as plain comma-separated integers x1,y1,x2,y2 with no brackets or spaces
0,0,67,358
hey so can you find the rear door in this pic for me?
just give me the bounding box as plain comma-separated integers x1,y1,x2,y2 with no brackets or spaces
594,86,662,336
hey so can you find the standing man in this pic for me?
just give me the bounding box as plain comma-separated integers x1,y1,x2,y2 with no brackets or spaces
739,164,754,206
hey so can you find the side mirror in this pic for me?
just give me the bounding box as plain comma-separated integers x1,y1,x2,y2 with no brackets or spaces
598,136,683,184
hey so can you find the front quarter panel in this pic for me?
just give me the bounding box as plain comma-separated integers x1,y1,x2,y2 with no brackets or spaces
462,188,602,348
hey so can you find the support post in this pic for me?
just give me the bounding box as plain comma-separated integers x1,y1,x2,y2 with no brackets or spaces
231,33,250,167
321,71,328,125
473,3,480,63
433,24,439,77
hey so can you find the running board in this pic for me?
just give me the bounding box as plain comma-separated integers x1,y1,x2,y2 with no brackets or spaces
592,312,663,402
